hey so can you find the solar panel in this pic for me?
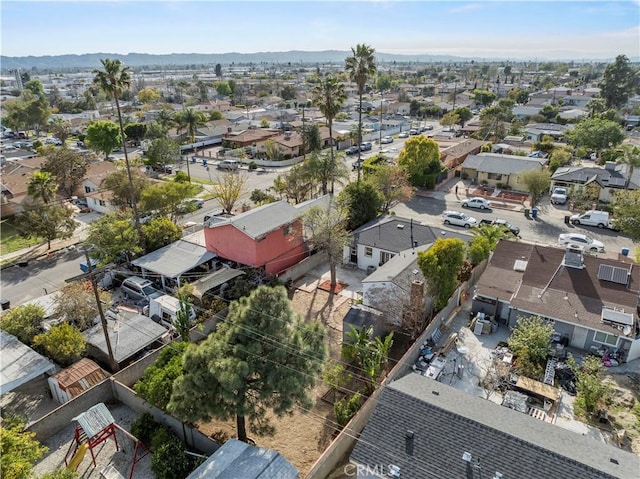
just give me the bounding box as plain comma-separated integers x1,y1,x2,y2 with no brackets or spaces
612,266,629,285
597,264,629,285
607,177,626,187
597,264,614,281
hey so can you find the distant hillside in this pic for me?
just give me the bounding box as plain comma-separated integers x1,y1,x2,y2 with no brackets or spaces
0,51,468,71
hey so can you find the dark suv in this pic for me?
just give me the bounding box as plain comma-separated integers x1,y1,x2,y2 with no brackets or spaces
345,146,359,155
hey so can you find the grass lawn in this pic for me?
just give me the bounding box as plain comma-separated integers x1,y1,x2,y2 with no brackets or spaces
0,219,42,256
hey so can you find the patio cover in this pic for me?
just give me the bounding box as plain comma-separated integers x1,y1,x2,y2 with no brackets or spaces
515,376,560,402
192,268,245,299
0,330,56,394
132,238,216,279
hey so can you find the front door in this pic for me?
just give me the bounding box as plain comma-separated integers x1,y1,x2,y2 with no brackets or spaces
350,246,357,264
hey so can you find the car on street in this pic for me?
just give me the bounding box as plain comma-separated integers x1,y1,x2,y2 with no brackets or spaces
178,197,204,213
409,129,419,135
398,132,409,138
359,142,373,151
345,146,360,155
479,218,520,236
217,159,239,170
381,136,394,144
422,125,434,131
442,211,478,228
44,137,63,146
204,209,225,222
462,197,492,210
558,233,605,253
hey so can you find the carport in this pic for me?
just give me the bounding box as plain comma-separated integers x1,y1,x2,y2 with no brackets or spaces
132,237,216,292
191,268,245,300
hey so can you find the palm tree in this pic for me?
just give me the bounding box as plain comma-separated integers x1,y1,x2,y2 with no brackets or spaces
306,150,350,196
28,171,57,204
311,74,346,193
617,144,640,190
470,224,507,250
345,44,377,182
175,108,206,183
93,59,144,241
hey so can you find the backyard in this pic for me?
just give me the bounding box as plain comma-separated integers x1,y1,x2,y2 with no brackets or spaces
0,218,42,256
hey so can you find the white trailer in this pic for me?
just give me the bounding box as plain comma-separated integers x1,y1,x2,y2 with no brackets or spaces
147,294,196,330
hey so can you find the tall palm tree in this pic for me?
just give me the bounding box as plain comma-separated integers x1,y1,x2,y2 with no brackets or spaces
345,44,377,182
311,74,346,193
175,108,206,183
28,171,57,204
618,144,640,190
93,59,144,241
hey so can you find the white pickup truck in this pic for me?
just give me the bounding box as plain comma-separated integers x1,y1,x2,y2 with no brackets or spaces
551,187,568,205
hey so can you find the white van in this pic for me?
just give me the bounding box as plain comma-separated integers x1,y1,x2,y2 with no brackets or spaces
570,210,611,229
217,159,239,170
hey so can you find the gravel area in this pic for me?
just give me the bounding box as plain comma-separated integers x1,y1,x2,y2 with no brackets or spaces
32,402,154,479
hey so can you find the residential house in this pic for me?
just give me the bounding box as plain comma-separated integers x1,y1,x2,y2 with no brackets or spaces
557,108,588,121
440,138,486,169
350,374,640,479
560,94,592,108
460,152,547,190
0,156,48,218
512,105,542,120
524,123,573,142
47,358,108,404
186,439,298,479
204,200,308,275
222,128,282,149
551,162,638,202
78,161,118,214
0,330,56,395
386,102,411,116
473,241,640,362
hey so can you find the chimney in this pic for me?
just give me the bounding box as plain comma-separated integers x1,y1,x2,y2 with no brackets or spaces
562,244,584,269
410,280,425,310
405,430,414,456
227,127,232,134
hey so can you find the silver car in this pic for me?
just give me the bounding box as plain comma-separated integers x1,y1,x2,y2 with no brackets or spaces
442,211,478,228
120,276,162,302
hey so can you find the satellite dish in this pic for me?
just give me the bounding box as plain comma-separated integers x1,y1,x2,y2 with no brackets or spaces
623,325,632,336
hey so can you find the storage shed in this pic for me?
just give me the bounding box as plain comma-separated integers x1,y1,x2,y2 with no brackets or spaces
47,358,108,404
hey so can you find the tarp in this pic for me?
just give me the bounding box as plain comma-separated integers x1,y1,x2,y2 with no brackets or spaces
191,269,245,299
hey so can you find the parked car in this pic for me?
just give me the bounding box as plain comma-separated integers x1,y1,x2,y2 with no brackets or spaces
217,159,239,170
151,164,173,173
422,125,434,131
345,146,360,155
44,137,63,146
120,276,163,302
479,219,520,236
462,197,492,210
409,129,419,135
359,142,373,151
570,210,611,229
398,132,409,138
178,198,204,213
558,233,604,252
381,136,394,144
442,211,478,228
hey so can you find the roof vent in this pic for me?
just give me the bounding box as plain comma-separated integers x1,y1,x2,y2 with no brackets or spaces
388,464,401,478
513,259,528,272
397,224,405,229
609,458,619,464
562,244,584,269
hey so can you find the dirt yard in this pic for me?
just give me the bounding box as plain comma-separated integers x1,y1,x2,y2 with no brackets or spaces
602,371,640,454
198,287,355,475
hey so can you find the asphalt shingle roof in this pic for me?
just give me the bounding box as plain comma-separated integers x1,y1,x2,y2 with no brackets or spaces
351,374,640,479
462,153,546,175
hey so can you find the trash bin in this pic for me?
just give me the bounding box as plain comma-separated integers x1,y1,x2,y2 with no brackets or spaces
531,207,538,219
621,247,630,257
524,208,530,217
1,299,9,311
564,215,571,225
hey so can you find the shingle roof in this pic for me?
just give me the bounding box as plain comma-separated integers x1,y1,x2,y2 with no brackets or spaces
552,165,632,188
462,153,546,175
224,201,300,240
351,374,640,479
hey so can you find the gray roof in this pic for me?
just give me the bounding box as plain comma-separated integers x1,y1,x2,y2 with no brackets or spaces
552,165,633,189
462,152,546,174
191,268,245,299
351,373,640,479
132,238,216,278
84,310,168,363
186,439,298,479
0,330,56,394
362,245,430,284
352,216,471,254
211,201,300,240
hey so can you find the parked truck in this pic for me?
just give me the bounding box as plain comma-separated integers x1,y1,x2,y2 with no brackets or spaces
550,187,568,205
570,210,612,229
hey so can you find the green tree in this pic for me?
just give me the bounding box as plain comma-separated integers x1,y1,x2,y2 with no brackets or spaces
209,110,223,121
53,281,112,331
24,79,51,135
27,170,57,204
338,181,384,230
520,169,551,207
42,147,88,197
334,392,362,428
215,81,232,97
151,434,193,479
146,137,179,172
20,204,77,250
507,87,529,104
0,304,45,345
137,87,162,104
215,63,222,77
135,342,189,410
473,89,497,106
367,164,414,212
280,85,297,101
507,316,553,379
573,356,613,417
48,116,71,144
168,285,327,443
566,118,625,159
140,181,198,221
548,147,572,173
471,223,508,250
175,284,195,343
1,416,48,479
174,108,206,144
273,164,315,204
586,97,606,118
305,150,350,196
417,238,465,310
39,468,79,479
303,122,322,153
477,104,512,141
304,201,351,289
376,73,392,92
440,112,460,130
397,136,442,187
103,169,150,208
124,123,147,146
467,235,492,266
599,54,638,109
342,325,393,393
142,216,182,253
345,43,377,183
453,106,473,127
86,212,142,263
85,120,121,160
211,172,248,214
311,73,347,191
33,323,86,367
612,190,640,241
93,58,144,242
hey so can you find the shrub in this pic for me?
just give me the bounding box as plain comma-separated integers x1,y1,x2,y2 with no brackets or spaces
150,434,193,479
40,468,78,479
134,343,188,410
32,323,86,366
1,414,48,479
248,161,257,170
0,304,45,345
131,412,162,447
334,392,363,427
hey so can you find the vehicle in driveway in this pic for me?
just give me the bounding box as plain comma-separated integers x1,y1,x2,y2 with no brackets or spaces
381,136,394,144
551,187,568,205
462,197,492,210
479,218,520,236
120,276,163,302
442,211,477,228
558,233,604,252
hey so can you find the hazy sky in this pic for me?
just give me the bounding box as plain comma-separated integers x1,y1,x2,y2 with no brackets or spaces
2,1,639,60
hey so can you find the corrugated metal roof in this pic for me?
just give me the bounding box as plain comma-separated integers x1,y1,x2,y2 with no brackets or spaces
0,330,56,395
51,358,107,397
132,237,216,278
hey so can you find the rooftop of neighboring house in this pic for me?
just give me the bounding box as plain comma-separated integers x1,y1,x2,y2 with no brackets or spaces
0,156,48,197
462,152,547,174
552,162,637,189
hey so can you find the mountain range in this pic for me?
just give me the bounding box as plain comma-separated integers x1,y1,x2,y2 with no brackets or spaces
1,51,622,71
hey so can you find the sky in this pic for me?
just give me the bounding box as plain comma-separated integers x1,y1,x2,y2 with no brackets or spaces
1,1,639,60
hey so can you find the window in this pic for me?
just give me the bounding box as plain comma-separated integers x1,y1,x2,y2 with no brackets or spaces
84,186,91,193
364,247,373,258
99,200,106,206
380,251,394,265
283,225,293,236
488,173,503,181
593,331,618,347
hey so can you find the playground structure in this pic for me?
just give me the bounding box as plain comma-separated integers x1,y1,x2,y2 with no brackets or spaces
64,403,149,479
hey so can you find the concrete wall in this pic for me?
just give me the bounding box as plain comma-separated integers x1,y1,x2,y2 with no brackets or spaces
277,251,328,283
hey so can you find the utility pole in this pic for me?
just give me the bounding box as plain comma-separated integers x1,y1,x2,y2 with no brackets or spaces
84,248,119,372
